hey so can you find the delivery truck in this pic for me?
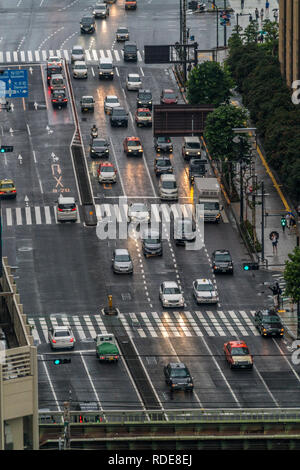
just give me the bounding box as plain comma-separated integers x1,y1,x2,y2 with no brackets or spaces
95,334,120,362
193,177,222,223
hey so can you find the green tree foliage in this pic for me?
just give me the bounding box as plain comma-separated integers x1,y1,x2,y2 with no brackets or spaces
203,104,251,163
186,61,234,106
284,247,300,304
243,20,259,44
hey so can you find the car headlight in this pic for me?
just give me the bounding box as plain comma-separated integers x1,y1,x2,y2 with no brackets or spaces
139,149,143,152
185,151,189,154
105,149,109,152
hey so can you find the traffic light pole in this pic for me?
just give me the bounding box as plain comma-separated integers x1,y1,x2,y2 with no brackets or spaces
261,181,265,263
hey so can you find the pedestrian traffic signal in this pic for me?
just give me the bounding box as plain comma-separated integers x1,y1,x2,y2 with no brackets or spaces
53,358,71,365
0,146,13,153
281,217,286,226
243,262,259,271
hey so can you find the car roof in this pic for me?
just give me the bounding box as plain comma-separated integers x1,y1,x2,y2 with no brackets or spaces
72,45,84,50
128,73,140,78
168,362,186,369
163,88,174,93
195,278,213,285
106,95,118,100
142,229,160,238
260,309,279,316
115,248,129,255
160,174,176,181
227,341,248,348
214,249,230,254
74,61,86,65
156,155,171,160
117,26,128,29
52,326,72,332
0,178,14,184
50,74,63,79
184,136,200,142
58,195,75,204
126,136,140,141
138,89,151,93
163,281,179,288
99,57,112,63
100,161,113,167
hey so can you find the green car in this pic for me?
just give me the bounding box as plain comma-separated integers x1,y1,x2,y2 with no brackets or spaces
254,309,284,337
95,334,119,362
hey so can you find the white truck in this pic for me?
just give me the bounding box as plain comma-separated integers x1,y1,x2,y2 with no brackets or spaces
193,177,222,223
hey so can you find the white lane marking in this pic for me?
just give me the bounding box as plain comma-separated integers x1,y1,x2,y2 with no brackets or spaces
195,311,214,336
152,311,169,337
25,206,32,225
184,311,204,337
240,310,260,336
44,206,52,224
34,206,42,224
207,310,226,336
161,312,181,337
217,310,238,337
173,311,193,337
129,312,147,337
72,316,86,341
40,353,62,412
83,315,97,338
140,312,158,337
95,314,108,335
16,207,22,225
6,208,12,226
228,310,248,336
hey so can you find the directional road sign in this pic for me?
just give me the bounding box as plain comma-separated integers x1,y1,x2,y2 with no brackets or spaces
0,69,28,98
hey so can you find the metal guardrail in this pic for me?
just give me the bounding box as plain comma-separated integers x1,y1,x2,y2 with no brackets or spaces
39,408,300,425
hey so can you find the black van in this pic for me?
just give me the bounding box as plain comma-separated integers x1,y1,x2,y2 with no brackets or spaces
123,42,138,62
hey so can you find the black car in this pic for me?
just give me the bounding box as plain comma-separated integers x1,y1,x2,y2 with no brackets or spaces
136,89,152,110
142,230,162,257
254,309,284,337
154,156,173,176
110,107,128,127
189,157,207,184
154,136,173,153
123,42,138,61
51,89,68,108
80,16,96,33
47,65,62,84
212,249,233,274
164,363,194,392
89,138,110,158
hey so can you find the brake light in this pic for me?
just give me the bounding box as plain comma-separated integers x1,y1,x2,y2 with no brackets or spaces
63,99,67,102
10,190,16,193
70,338,74,343
71,207,77,211
52,99,57,102
100,356,104,359
0,191,5,194
52,339,56,343
114,356,118,359
57,208,63,212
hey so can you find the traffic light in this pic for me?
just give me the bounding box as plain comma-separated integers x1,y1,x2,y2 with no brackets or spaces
53,358,71,365
281,216,287,227
243,262,259,271
0,146,13,153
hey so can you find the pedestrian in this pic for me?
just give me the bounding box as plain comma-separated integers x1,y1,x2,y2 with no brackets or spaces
260,8,264,22
255,7,259,20
271,233,278,254
265,1,269,15
258,33,264,43
269,284,279,308
275,282,282,308
290,216,296,230
273,9,278,22
241,0,244,9
249,12,253,22
286,213,291,228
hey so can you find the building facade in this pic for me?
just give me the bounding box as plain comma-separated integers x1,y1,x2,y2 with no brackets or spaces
279,0,300,86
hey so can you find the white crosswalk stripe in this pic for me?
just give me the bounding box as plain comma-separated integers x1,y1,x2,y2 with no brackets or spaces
0,49,144,64
1,205,82,227
28,310,261,345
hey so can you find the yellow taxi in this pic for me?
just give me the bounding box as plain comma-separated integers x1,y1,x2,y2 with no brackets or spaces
0,179,17,198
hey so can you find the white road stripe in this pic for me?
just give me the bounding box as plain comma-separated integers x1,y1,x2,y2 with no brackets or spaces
85,50,91,62
42,50,47,61
25,206,32,225
6,208,12,226
6,51,11,62
239,310,260,336
118,312,133,337
92,49,98,61
40,318,49,343
83,315,97,338
228,310,248,336
63,50,69,61
95,204,102,220
152,311,168,337
13,51,18,62
16,208,22,225
72,316,86,341
44,206,51,224
129,312,147,337
206,310,226,336
217,310,238,337
35,50,40,61
173,311,193,336
106,50,113,61
137,51,143,62
27,50,33,62
161,312,181,337
183,311,203,336
94,314,108,335
0,52,3,62
140,312,157,337
99,50,106,59
113,50,120,61
34,207,42,225
194,311,214,336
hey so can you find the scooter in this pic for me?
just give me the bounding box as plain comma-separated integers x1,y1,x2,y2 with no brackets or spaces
91,125,98,139
197,3,206,12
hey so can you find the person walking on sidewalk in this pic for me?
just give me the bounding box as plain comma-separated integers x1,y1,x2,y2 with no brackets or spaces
286,213,291,228
271,232,278,255
260,8,264,22
273,8,278,22
265,1,270,16
255,7,259,20
269,284,279,308
241,0,244,10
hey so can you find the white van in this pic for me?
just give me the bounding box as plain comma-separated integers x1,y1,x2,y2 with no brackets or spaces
159,174,178,201
98,57,114,79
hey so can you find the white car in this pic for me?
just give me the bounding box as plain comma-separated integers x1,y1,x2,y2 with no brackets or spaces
48,326,75,350
71,45,85,63
126,73,142,91
72,60,88,78
104,95,120,114
98,162,117,184
193,278,218,304
128,203,150,223
158,174,178,201
47,56,63,67
159,281,184,308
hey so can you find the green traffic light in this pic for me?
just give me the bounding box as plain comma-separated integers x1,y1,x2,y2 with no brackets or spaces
244,265,249,271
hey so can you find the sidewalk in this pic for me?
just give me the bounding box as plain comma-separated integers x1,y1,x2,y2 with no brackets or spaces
229,90,300,339
228,0,279,30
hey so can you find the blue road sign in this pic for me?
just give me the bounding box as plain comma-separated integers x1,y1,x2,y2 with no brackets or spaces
0,69,28,98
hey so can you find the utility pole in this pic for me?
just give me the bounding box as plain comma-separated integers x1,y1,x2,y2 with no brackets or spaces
261,181,265,263
182,0,187,83
224,0,227,47
63,401,71,450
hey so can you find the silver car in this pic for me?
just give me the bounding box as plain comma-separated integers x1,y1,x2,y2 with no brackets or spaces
159,281,184,308
128,202,150,223
159,174,178,201
48,326,75,350
126,73,142,91
112,248,133,273
56,195,78,223
73,61,88,78
104,95,120,114
71,45,85,63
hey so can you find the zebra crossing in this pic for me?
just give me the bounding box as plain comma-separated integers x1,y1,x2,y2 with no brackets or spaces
0,48,143,64
28,310,261,345
1,205,81,227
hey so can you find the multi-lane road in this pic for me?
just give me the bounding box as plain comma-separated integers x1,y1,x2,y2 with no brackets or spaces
1,0,299,413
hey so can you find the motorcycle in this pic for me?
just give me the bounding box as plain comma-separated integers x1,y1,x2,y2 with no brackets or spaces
188,1,206,12
91,125,98,139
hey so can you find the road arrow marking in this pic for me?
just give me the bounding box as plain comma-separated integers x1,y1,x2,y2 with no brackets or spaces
34,101,38,110
24,195,29,206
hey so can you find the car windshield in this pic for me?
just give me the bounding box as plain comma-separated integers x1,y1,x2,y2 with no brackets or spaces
125,46,136,52
113,109,125,116
52,78,63,83
129,76,140,82
82,17,94,23
58,204,76,210
101,63,112,69
196,284,213,292
145,238,160,244
164,287,180,294
128,140,140,146
95,5,106,9
107,97,119,104
157,160,171,167
170,369,188,378
75,64,86,69
215,253,231,262
73,49,83,55
1,183,14,188
186,143,201,149
94,139,107,146
101,166,114,172
162,181,176,189
204,202,220,210
158,137,171,143
231,347,250,356
118,28,128,33
83,97,93,103
164,92,176,99
55,330,70,337
262,315,281,323
115,254,130,262
138,111,150,116
139,93,151,100
131,204,147,212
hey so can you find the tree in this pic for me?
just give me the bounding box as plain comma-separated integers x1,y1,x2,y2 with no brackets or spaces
284,247,300,311
186,61,234,106
242,20,259,44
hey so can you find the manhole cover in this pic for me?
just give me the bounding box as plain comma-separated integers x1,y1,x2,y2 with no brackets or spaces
18,246,33,252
